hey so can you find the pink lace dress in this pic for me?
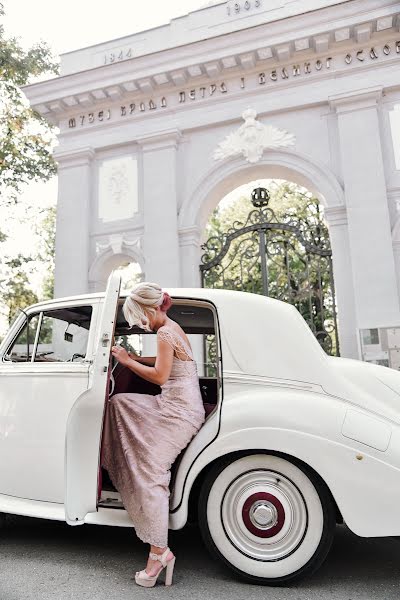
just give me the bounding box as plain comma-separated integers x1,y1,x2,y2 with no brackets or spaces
100,324,206,547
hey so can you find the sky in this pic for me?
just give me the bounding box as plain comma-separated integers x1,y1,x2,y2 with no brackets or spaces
2,0,216,54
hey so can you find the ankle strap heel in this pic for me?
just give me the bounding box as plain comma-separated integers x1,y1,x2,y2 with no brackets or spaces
149,546,171,567
135,547,176,587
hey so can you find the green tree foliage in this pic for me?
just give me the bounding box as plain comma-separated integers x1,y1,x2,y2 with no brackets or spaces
0,201,56,340
0,254,39,327
34,204,56,300
0,2,59,207
202,181,338,355
0,3,58,339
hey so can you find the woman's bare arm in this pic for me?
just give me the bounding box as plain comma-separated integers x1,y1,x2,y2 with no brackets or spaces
111,336,156,366
112,336,174,385
129,353,156,366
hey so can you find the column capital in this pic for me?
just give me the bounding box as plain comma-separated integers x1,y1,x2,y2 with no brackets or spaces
323,204,348,227
178,225,202,247
53,146,95,169
329,86,383,115
137,129,182,152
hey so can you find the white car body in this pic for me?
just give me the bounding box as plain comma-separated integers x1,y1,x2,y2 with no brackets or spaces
1,271,399,583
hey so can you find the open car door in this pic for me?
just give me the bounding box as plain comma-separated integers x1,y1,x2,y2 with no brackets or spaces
64,270,121,525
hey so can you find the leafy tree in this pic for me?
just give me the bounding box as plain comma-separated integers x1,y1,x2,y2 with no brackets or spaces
34,204,56,299
0,2,59,339
0,2,59,208
0,254,39,327
0,201,56,342
201,181,338,355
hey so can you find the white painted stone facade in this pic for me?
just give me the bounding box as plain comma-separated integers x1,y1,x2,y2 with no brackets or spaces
23,0,400,361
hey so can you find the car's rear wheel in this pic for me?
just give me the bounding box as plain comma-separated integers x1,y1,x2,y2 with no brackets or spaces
198,453,336,585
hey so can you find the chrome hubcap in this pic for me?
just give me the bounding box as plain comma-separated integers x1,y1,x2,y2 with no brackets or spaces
221,469,308,561
250,502,277,528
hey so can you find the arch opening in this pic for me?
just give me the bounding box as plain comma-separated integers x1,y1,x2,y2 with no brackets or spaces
200,176,340,356
89,251,143,293
179,150,344,234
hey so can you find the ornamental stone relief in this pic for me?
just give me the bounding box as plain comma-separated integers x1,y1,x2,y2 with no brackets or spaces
213,108,296,163
98,156,138,222
95,233,142,258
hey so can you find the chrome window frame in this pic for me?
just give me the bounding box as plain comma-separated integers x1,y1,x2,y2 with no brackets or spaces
1,302,97,365
31,312,44,362
1,311,41,364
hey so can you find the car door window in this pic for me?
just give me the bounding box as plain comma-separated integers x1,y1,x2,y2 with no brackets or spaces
34,306,93,363
113,331,218,375
5,313,40,362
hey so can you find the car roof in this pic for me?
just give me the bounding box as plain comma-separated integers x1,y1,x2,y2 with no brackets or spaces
26,286,273,310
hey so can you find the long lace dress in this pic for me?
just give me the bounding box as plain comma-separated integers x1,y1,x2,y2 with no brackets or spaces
100,324,206,547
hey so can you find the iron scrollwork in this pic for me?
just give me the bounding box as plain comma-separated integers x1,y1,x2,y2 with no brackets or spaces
200,188,340,356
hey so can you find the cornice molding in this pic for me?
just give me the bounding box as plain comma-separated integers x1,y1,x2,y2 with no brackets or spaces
22,5,400,119
329,85,383,113
137,129,183,152
53,146,95,168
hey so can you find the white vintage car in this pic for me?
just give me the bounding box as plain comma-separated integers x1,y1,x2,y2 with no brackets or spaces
1,271,400,585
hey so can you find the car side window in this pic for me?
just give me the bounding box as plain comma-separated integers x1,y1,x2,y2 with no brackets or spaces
113,331,218,376
5,314,40,362
33,306,93,363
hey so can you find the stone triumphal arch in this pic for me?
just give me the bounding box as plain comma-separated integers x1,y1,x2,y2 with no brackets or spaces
24,0,400,361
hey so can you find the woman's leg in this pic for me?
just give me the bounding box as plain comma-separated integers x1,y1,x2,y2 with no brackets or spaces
145,545,175,576
102,394,173,557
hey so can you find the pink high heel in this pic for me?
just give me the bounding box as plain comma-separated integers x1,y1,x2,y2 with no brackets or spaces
134,547,176,587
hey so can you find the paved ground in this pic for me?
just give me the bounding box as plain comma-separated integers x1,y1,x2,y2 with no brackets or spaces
1,515,400,600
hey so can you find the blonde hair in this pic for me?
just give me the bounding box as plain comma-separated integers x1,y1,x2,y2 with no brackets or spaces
122,281,172,331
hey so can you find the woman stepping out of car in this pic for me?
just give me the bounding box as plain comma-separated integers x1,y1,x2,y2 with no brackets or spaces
100,281,206,587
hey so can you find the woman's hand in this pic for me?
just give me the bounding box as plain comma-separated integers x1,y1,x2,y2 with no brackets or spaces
111,345,131,366
109,331,174,385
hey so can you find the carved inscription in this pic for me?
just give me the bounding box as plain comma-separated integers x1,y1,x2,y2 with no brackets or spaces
68,41,400,129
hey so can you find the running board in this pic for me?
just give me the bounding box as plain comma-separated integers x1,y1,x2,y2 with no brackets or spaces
98,490,124,509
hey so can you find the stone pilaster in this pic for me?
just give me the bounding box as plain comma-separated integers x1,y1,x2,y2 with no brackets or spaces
53,146,95,298
329,87,400,330
138,131,182,286
324,204,358,358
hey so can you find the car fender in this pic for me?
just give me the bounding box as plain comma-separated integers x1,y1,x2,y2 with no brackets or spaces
170,386,400,537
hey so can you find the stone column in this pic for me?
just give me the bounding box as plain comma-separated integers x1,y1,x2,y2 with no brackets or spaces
179,226,203,287
394,238,400,302
390,193,400,304
324,205,358,358
139,131,181,287
53,147,94,298
178,225,204,371
329,87,400,331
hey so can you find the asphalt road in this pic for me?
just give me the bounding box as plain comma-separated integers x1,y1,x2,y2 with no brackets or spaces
1,515,399,600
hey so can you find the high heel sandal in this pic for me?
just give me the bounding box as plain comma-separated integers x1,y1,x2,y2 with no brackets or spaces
134,547,176,587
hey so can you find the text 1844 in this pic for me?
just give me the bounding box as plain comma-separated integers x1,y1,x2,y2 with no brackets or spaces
103,48,133,65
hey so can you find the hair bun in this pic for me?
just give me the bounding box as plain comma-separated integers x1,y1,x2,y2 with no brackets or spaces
160,291,172,312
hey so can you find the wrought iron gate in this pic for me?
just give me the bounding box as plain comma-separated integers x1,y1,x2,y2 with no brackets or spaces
200,187,340,356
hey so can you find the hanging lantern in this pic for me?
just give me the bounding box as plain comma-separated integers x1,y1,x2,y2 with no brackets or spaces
251,187,270,207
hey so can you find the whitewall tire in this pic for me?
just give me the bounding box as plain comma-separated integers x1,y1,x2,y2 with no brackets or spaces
198,453,336,585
